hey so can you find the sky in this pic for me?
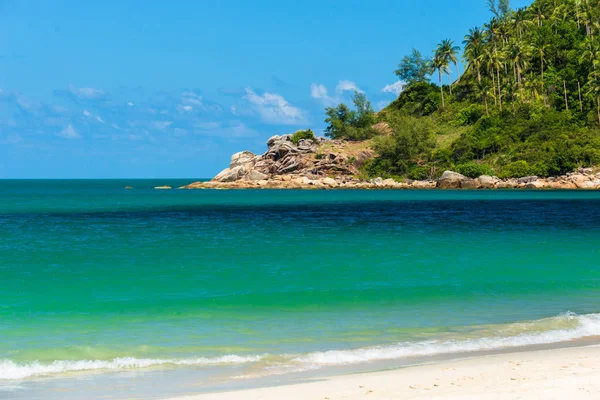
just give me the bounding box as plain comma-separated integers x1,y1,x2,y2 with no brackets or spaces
0,0,532,178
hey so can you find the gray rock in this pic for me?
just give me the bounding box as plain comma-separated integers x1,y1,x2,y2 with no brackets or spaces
213,165,246,182
245,170,268,181
372,177,384,185
477,175,499,189
437,171,467,189
579,168,593,175
461,178,481,189
322,177,337,186
526,181,545,189
230,151,255,168
517,176,538,184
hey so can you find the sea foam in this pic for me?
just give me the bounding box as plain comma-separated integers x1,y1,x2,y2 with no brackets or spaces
294,312,600,365
3,313,600,381
0,355,263,380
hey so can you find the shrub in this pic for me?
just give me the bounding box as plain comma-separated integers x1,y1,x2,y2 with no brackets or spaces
454,104,485,126
499,160,532,179
455,162,493,178
408,166,431,180
290,129,316,145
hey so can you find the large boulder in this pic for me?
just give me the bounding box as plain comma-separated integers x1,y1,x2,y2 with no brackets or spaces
230,151,255,168
461,178,481,189
437,171,467,189
245,170,269,181
213,166,246,182
517,176,538,184
477,175,499,189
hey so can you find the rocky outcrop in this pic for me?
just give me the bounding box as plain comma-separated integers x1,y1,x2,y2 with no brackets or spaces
181,134,600,190
210,134,361,184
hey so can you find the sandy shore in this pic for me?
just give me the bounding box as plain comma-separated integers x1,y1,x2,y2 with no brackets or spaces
169,345,600,400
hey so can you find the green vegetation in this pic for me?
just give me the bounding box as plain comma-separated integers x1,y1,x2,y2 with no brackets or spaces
290,129,316,145
324,92,378,140
322,0,600,179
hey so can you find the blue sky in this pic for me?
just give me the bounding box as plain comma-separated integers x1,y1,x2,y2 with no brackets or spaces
0,0,531,178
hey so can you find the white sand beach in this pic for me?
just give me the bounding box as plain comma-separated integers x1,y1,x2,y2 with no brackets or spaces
170,345,600,400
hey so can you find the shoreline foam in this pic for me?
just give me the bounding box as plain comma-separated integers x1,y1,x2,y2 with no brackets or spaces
3,312,600,383
170,345,600,400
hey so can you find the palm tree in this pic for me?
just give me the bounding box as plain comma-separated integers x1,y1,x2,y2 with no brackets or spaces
437,39,461,94
587,70,600,124
463,27,486,85
513,8,533,38
431,50,449,109
507,39,531,102
533,32,550,106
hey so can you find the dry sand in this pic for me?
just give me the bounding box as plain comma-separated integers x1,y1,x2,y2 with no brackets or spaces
169,345,600,400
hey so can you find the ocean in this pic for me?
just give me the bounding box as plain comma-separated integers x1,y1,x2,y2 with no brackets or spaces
1,180,600,399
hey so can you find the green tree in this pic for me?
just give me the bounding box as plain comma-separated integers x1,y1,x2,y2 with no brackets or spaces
431,49,449,109
324,92,377,140
438,39,461,92
394,49,431,86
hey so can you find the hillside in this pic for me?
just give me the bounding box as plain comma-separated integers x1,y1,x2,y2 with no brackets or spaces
320,0,600,180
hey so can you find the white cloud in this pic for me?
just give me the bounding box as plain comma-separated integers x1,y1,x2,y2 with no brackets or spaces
381,81,405,95
177,104,193,113
58,124,81,139
96,116,104,123
69,85,105,100
182,92,203,106
310,83,329,99
230,106,238,115
310,80,363,106
244,88,306,125
83,110,91,117
336,80,363,94
127,102,134,107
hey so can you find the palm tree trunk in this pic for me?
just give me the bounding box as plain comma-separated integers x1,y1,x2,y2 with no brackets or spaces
541,58,547,107
491,68,497,106
497,67,502,111
448,73,453,95
518,65,524,103
455,62,461,83
578,81,583,112
597,95,600,125
485,93,489,115
439,70,445,109
563,81,569,111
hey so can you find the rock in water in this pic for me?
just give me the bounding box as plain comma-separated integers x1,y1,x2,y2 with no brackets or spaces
461,178,481,189
437,171,467,189
477,175,499,189
213,166,246,182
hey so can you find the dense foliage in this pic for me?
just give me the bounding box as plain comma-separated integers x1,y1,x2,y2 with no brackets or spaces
324,92,378,140
290,129,316,145
323,0,600,179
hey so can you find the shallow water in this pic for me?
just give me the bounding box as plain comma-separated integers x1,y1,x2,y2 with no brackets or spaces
1,180,599,398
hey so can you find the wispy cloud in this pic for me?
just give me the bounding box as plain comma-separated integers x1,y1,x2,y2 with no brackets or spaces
381,81,405,95
310,80,363,106
58,124,81,139
243,88,306,125
68,85,105,100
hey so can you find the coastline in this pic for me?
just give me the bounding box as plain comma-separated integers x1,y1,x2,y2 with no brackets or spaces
176,135,600,190
169,344,600,400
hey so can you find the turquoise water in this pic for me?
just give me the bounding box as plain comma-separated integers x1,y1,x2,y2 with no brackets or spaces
1,180,600,397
